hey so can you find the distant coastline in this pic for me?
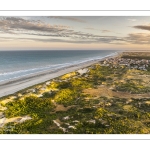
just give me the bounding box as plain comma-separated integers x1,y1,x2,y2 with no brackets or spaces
0,52,119,98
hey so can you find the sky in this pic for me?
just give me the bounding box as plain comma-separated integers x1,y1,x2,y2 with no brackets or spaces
0,16,150,50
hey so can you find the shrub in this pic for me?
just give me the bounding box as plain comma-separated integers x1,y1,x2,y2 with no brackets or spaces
55,89,80,106
5,96,54,118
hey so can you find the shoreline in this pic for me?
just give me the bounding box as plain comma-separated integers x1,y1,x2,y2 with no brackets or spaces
0,52,120,98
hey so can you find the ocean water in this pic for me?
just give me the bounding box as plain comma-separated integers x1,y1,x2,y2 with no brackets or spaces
0,50,118,83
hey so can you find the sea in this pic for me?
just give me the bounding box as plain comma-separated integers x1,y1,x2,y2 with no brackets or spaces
0,50,119,83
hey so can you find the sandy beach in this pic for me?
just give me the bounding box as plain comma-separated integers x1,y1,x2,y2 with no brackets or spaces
0,53,119,98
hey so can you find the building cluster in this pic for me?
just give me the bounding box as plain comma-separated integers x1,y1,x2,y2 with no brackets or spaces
100,57,150,71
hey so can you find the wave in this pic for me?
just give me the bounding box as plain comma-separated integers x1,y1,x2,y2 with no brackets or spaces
0,52,118,82
0,63,70,76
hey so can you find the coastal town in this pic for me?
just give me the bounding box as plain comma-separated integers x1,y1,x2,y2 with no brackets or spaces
101,56,150,71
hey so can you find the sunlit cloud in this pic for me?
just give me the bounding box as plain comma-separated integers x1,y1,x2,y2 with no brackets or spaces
101,30,111,33
1,16,150,50
0,17,71,34
0,17,125,44
133,24,150,31
128,19,137,22
84,27,98,30
126,33,150,44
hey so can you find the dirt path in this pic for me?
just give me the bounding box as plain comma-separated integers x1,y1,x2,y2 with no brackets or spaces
83,87,150,99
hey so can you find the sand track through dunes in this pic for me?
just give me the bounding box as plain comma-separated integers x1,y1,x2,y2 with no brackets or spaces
83,87,150,99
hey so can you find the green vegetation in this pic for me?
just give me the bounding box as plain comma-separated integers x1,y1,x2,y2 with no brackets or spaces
4,96,54,118
116,79,150,94
55,89,81,106
122,56,150,59
122,52,150,59
0,57,150,134
71,78,92,89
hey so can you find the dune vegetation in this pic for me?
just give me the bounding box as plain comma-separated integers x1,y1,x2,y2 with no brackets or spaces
0,53,150,134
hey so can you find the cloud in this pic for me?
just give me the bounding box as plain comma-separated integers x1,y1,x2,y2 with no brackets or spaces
0,17,130,45
101,30,111,33
0,35,126,45
36,37,123,44
133,25,150,31
84,28,111,33
128,19,137,22
1,32,150,46
2,17,150,46
84,27,97,30
126,24,150,44
49,16,86,23
0,17,91,39
0,17,71,34
125,33,150,44
0,17,117,41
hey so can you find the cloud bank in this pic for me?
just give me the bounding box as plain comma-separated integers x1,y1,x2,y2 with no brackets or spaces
133,25,150,31
49,16,86,23
0,17,150,46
